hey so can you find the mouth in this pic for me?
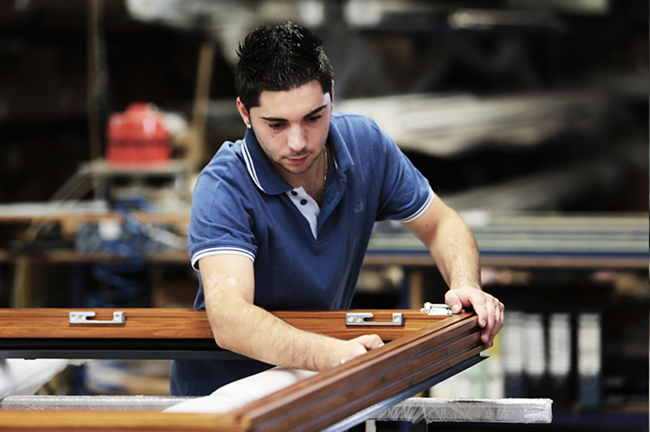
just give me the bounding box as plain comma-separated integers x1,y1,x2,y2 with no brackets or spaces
286,155,309,165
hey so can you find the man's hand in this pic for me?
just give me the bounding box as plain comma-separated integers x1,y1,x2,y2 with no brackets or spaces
445,287,504,348
403,197,504,347
327,334,384,368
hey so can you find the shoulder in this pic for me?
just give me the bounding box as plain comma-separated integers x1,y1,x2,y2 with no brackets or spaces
197,141,246,183
331,111,384,137
330,112,391,155
193,140,252,202
190,140,258,236
330,111,395,163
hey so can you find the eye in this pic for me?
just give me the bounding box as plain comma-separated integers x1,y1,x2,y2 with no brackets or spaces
305,115,322,124
268,122,286,130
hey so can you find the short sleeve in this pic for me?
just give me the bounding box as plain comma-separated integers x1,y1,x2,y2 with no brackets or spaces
188,157,258,270
373,121,434,222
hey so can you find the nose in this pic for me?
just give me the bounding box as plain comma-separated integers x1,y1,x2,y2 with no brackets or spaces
287,125,307,154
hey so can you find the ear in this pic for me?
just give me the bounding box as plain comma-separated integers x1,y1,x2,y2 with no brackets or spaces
330,80,335,104
236,98,251,127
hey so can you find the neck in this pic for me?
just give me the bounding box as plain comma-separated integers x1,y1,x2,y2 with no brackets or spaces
306,146,328,205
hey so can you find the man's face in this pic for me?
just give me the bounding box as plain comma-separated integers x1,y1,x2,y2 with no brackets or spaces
238,80,332,182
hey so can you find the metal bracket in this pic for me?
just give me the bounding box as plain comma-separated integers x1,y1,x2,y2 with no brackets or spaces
345,312,404,326
420,302,458,316
69,311,126,325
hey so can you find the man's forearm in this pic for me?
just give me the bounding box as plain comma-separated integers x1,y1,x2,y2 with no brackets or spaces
405,196,481,291
197,255,382,372
404,196,504,346
206,293,344,371
429,210,481,290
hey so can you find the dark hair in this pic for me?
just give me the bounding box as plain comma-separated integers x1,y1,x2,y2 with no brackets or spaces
234,22,333,110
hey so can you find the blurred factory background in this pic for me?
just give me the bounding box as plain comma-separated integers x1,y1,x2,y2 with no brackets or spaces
0,0,647,431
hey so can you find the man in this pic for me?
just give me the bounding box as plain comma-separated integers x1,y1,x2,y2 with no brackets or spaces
171,22,504,396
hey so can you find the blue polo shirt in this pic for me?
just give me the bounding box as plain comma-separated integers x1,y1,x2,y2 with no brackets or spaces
170,112,433,396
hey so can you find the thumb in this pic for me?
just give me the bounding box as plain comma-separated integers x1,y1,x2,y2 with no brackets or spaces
444,290,463,314
352,334,384,350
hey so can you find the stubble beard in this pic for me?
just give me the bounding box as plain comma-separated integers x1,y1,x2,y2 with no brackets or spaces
261,136,328,177
250,122,329,176
276,147,323,175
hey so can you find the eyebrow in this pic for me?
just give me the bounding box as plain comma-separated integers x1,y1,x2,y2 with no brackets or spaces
260,105,327,123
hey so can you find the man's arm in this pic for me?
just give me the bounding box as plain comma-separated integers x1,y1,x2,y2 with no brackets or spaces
198,254,383,371
403,195,504,347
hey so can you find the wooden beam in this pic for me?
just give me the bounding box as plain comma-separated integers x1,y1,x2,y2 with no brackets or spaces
231,313,481,432
0,313,483,432
0,411,246,432
0,308,450,341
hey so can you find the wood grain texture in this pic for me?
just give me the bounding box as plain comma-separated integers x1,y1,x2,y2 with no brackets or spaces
0,308,447,340
0,309,213,339
0,411,245,431
0,313,482,432
232,313,482,432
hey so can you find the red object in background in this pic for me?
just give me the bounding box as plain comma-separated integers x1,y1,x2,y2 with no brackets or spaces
106,103,171,164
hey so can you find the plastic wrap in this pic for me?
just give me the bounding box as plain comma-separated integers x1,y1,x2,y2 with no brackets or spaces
0,395,190,411
371,397,553,424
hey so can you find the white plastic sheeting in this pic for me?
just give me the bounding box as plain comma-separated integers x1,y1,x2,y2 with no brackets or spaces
369,397,553,425
164,366,317,414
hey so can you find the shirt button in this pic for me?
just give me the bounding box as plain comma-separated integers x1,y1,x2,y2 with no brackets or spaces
300,199,308,205
291,190,298,196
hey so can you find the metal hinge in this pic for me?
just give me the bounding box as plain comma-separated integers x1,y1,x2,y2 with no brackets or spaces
420,302,459,316
345,312,404,326
69,311,126,325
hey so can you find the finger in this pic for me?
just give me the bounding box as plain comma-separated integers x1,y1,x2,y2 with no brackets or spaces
480,302,494,344
354,334,384,350
484,300,504,346
489,301,505,342
481,328,491,346
470,292,488,328
364,334,384,350
444,290,463,314
482,298,498,344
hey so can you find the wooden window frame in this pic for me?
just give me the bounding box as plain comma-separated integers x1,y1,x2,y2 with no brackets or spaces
0,310,482,431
